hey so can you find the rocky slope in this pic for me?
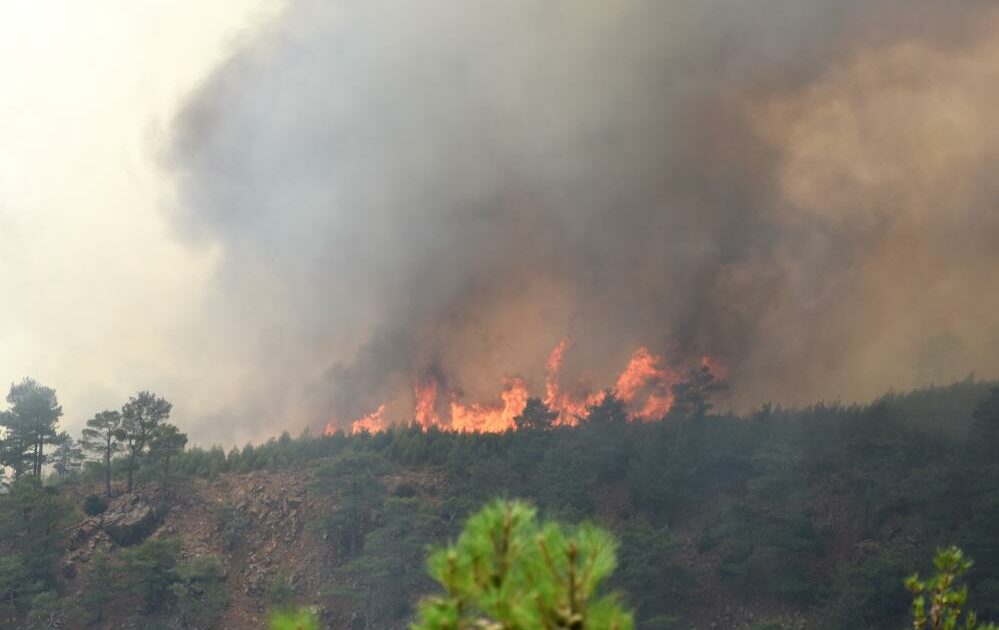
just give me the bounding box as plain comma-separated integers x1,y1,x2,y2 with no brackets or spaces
61,470,336,628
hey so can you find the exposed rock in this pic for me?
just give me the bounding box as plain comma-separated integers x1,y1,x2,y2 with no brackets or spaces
244,569,268,596
63,560,76,579
68,517,103,550
103,499,158,546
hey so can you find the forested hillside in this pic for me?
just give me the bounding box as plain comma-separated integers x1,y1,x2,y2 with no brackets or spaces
2,378,999,628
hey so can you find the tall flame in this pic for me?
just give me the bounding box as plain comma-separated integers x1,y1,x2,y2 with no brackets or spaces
543,337,601,424
450,378,529,433
413,378,439,429
325,338,720,435
614,347,681,421
347,404,387,434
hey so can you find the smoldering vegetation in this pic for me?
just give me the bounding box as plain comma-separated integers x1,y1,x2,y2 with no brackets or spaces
167,0,999,437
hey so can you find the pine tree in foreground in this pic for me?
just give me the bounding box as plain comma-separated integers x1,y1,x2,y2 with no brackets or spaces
412,499,634,630
907,546,998,630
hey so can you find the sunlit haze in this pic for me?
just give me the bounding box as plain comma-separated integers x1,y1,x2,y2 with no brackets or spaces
0,1,280,445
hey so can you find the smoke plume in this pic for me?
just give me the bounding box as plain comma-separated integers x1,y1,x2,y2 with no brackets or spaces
166,0,999,438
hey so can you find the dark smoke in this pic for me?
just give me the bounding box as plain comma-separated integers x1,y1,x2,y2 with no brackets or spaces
166,0,999,438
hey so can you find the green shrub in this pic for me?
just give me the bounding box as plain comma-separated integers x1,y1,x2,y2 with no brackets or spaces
26,591,74,629
80,550,114,624
820,548,916,630
215,500,246,551
392,481,418,498
122,538,180,612
268,607,319,630
171,555,229,627
266,569,295,610
82,493,107,516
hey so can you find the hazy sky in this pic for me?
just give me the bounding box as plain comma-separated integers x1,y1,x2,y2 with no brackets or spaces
0,1,279,443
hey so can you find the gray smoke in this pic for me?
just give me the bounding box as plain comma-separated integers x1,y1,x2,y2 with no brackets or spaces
166,0,999,438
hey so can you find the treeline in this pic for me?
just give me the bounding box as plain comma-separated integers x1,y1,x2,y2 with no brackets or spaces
3,375,999,627
0,379,192,625
0,378,185,495
158,377,999,628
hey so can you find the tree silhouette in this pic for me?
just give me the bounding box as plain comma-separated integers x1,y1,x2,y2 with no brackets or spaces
0,378,62,478
514,397,559,431
81,410,122,498
117,392,172,493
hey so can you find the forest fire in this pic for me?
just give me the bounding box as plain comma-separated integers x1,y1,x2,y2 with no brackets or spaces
324,338,721,435
449,377,529,433
348,403,387,434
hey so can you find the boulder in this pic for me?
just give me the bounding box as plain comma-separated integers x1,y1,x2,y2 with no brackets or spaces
68,517,103,550
103,501,158,546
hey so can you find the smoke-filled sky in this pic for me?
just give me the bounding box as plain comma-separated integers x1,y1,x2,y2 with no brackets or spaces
4,0,999,445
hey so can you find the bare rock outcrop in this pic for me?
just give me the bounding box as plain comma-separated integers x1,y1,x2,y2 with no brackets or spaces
103,497,158,546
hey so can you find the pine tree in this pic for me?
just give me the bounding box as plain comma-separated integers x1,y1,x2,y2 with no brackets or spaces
907,546,998,630
80,550,113,624
413,499,634,629
50,432,83,479
0,378,62,478
147,423,187,489
585,391,629,425
80,410,122,497
148,423,188,512
118,392,172,493
514,398,558,431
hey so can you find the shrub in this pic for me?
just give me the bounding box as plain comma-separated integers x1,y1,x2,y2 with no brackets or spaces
392,481,418,498
266,570,295,610
820,548,916,630
82,493,107,516
215,501,246,551
269,608,320,630
26,591,74,629
122,538,180,612
80,550,114,624
171,555,229,627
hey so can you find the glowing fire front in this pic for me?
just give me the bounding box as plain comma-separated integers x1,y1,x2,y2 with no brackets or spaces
324,338,720,435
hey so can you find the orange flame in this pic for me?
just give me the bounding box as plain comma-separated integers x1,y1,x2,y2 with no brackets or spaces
545,336,571,403
637,391,674,421
613,347,681,420
543,337,600,424
449,378,529,433
413,378,439,429
324,338,722,434
348,404,387,434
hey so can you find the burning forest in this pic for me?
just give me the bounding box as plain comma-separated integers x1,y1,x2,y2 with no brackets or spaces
329,339,724,434
161,0,999,445
5,0,999,627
